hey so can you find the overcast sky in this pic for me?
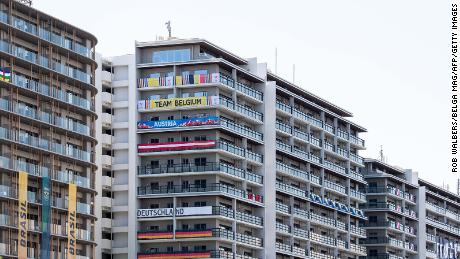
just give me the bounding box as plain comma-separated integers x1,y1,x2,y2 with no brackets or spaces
34,0,454,189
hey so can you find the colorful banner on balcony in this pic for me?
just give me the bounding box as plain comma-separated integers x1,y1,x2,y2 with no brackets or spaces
137,231,174,240
138,73,220,88
0,67,11,82
138,251,212,259
138,140,216,153
175,230,213,238
40,172,52,259
137,116,219,129
137,206,213,218
17,171,28,259
67,183,77,259
137,96,219,110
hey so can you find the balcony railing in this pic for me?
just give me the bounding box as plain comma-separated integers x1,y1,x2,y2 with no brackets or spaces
350,189,366,201
0,98,90,136
276,202,290,214
220,118,263,141
276,121,292,134
219,73,263,101
0,127,91,162
276,222,291,233
324,179,347,194
138,162,262,184
0,40,91,84
12,74,91,110
275,181,308,199
275,242,307,257
219,97,263,122
138,183,263,204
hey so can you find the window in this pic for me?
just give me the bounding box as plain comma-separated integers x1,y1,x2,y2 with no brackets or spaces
167,137,174,142
194,136,207,141
182,92,191,98
182,202,189,207
149,95,160,100
166,247,173,252
182,115,189,119
194,91,207,97
150,160,159,168
152,49,190,63
166,203,173,208
150,116,159,121
149,73,160,78
150,138,159,144
194,158,206,166
167,93,175,99
150,226,159,231
150,204,159,209
182,136,190,142
167,159,174,167
194,201,206,207
167,115,174,120
194,224,206,230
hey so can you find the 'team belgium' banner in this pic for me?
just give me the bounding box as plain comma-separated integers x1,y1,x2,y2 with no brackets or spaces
18,171,28,259
67,183,77,259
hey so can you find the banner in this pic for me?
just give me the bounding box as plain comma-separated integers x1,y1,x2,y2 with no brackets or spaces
137,117,219,129
0,67,11,82
138,72,220,88
138,140,216,153
137,206,213,218
67,184,77,259
18,171,28,259
40,171,51,259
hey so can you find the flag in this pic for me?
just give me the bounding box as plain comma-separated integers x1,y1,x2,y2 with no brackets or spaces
0,68,10,82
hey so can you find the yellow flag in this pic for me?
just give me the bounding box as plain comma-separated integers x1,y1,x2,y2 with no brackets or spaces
17,171,28,259
67,184,77,259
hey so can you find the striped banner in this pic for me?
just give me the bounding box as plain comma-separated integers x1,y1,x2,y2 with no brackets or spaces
175,230,213,238
138,140,216,153
67,184,77,259
17,171,28,259
137,231,174,240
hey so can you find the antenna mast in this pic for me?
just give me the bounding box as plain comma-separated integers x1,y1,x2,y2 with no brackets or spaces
379,145,385,163
165,21,171,39
292,64,295,83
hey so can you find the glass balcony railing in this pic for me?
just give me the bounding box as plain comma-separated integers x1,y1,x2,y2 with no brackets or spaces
275,162,311,183
350,134,365,147
324,123,334,134
337,129,349,140
276,222,291,233
349,170,365,182
137,162,263,185
293,129,310,142
219,73,263,101
218,140,263,163
276,181,308,199
275,243,307,257
276,121,292,134
349,224,367,237
350,189,366,201
0,127,91,162
219,97,263,122
12,74,92,110
0,98,90,136
324,179,347,194
220,118,263,141
350,153,364,165
275,101,292,114
138,183,263,204
0,39,91,84
293,227,309,239
323,160,346,174
293,109,323,128
276,202,291,214
0,12,92,58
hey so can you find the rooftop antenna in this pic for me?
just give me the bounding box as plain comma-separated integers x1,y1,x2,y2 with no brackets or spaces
16,0,32,6
275,48,278,74
379,145,385,163
165,21,171,39
292,64,295,83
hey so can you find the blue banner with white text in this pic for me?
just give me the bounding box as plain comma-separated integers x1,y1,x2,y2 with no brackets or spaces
138,116,219,129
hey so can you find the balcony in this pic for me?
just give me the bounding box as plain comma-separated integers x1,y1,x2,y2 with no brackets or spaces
276,222,291,234
220,118,263,141
360,237,416,251
275,162,317,185
350,189,366,202
349,153,364,166
101,197,112,209
101,218,112,230
101,155,112,169
276,202,291,214
349,224,367,237
102,71,112,85
276,181,308,199
323,160,346,175
0,98,90,136
293,207,346,231
138,183,263,205
276,121,292,135
219,97,263,123
101,175,112,189
350,135,365,148
138,228,263,248
138,140,263,164
323,179,347,195
275,242,307,257
138,162,263,185
0,40,92,84
101,113,112,128
361,202,417,218
101,92,113,106
101,133,112,148
349,243,367,255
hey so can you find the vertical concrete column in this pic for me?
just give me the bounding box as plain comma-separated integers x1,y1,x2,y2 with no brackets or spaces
417,186,427,258
263,81,277,259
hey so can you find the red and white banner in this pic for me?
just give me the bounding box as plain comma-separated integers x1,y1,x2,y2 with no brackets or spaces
138,140,216,152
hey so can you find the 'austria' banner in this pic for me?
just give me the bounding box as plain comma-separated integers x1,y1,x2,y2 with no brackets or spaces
138,140,216,153
138,116,219,129
137,206,213,218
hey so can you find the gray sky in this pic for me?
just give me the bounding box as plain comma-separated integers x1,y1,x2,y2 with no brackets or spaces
34,0,453,188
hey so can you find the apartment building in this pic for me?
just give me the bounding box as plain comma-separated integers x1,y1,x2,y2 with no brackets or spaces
0,0,97,258
361,159,460,259
92,38,369,259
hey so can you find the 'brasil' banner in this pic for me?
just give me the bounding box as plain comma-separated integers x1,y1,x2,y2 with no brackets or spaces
18,171,28,259
41,171,51,259
137,116,219,130
67,183,77,259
